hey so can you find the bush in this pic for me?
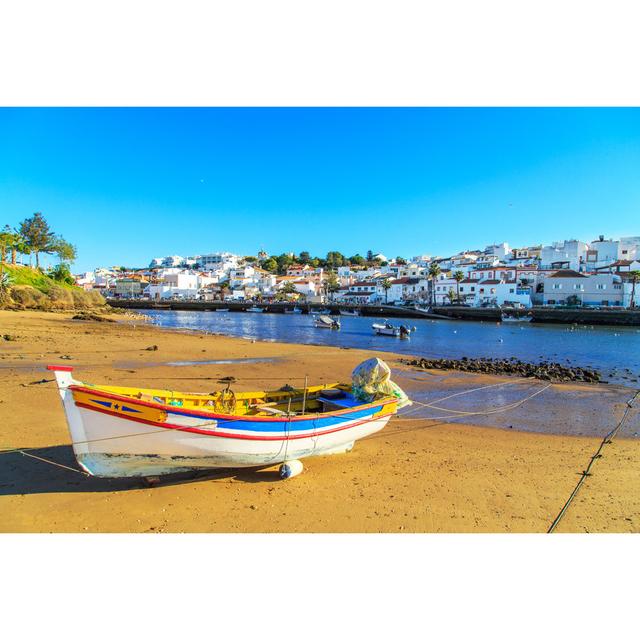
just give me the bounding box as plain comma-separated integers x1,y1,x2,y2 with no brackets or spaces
8,285,49,309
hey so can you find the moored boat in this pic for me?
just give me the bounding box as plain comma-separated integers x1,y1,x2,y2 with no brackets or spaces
339,309,360,316
314,314,340,329
246,306,264,313
284,307,302,314
216,308,230,313
372,320,401,336
47,358,409,479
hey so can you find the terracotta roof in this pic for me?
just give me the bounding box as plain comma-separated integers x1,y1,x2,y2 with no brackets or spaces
390,277,421,285
548,269,587,278
351,281,377,287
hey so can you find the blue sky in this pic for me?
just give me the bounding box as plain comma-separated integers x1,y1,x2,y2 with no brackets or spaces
1,107,639,272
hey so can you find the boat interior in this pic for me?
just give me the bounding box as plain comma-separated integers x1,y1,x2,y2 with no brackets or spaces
79,381,373,417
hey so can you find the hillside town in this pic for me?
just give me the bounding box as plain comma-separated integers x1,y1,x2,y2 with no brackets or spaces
73,235,640,309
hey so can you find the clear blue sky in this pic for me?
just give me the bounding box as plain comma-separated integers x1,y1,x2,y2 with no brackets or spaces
1,108,639,272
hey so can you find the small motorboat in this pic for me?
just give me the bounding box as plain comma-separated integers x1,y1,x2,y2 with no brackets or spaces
372,320,400,336
216,308,230,313
284,307,303,314
47,358,409,479
313,308,331,315
246,306,265,313
315,314,341,329
339,309,360,316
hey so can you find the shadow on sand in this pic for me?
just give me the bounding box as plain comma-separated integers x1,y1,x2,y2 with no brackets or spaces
0,445,282,496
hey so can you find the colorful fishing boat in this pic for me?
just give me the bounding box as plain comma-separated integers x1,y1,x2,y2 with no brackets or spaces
47,358,409,480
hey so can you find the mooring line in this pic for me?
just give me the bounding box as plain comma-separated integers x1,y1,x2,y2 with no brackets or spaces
547,389,639,533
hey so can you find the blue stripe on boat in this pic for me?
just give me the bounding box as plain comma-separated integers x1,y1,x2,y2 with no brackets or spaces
166,404,378,433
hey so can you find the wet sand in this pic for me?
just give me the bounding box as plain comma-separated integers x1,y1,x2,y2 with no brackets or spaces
0,310,638,533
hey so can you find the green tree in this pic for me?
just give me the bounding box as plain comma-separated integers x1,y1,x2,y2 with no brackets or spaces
453,270,464,303
243,255,257,263
299,251,311,264
349,254,365,266
18,212,56,269
282,281,297,295
629,270,640,309
219,281,230,300
49,263,75,285
52,236,77,264
0,225,13,264
428,262,441,306
395,256,407,265
325,251,345,269
381,278,392,304
366,249,374,262
261,257,278,273
326,271,340,301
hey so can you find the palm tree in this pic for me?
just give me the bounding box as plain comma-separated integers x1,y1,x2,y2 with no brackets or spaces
381,278,392,303
428,263,441,306
629,270,640,309
453,270,464,304
219,281,229,301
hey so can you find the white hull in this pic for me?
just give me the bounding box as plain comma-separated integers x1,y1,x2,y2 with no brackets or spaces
51,368,390,478
372,326,400,337
69,404,390,477
246,307,264,313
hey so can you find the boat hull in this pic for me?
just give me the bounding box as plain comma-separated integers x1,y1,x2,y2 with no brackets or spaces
50,368,395,478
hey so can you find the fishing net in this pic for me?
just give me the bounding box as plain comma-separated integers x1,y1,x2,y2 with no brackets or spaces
351,357,412,408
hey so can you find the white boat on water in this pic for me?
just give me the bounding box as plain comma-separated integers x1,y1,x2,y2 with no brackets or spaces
501,314,532,323
315,314,340,329
340,309,360,316
47,358,410,479
372,321,415,337
372,320,401,336
216,308,230,313
246,306,264,313
285,307,302,314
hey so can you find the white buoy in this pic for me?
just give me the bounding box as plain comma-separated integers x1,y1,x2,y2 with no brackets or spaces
279,459,304,479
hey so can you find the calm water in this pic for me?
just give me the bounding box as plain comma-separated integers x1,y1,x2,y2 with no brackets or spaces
143,310,640,386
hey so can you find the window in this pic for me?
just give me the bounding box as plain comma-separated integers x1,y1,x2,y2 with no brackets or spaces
596,284,606,290
552,283,562,290
509,288,514,293
614,284,622,290
574,284,584,290
471,287,475,292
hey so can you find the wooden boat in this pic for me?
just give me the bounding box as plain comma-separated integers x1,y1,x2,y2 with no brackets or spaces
314,314,340,329
47,359,407,479
246,306,264,313
372,320,400,336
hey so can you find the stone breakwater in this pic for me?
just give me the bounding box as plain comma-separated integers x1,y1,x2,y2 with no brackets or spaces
403,356,603,384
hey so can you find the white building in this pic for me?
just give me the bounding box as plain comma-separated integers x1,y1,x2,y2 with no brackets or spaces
541,270,624,306
483,242,510,260
149,255,184,268
540,240,589,271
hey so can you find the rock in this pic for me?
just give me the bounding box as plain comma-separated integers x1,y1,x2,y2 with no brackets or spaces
2,334,18,341
145,345,159,351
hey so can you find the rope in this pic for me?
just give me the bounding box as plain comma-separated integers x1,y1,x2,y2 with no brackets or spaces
393,383,551,421
547,389,639,533
17,450,90,476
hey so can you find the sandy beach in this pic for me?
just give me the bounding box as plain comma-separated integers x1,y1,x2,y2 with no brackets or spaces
0,309,638,533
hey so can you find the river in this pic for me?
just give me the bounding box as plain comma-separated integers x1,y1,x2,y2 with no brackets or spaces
141,309,640,386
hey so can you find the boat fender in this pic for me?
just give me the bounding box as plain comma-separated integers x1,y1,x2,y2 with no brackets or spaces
279,460,304,479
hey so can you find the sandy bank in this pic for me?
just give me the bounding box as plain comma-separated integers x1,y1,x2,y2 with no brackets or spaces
0,310,638,533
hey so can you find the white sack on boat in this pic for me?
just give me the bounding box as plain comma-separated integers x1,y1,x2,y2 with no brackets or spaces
351,358,412,409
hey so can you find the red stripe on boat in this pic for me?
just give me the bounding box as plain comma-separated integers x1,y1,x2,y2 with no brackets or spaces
47,365,74,372
74,401,385,440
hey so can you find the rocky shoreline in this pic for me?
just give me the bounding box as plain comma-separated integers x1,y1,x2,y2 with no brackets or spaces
403,356,603,384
